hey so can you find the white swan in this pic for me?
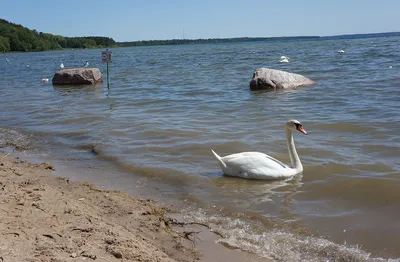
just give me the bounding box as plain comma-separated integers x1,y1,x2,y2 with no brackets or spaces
60,63,64,69
279,56,290,63
337,50,345,54
211,120,307,180
41,78,49,83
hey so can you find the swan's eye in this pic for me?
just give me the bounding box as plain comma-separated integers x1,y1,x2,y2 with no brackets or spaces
294,123,301,129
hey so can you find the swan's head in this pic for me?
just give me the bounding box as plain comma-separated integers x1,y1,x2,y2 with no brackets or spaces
286,120,307,135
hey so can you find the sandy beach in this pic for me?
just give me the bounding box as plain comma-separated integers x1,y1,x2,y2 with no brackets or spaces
0,151,267,262
0,152,203,262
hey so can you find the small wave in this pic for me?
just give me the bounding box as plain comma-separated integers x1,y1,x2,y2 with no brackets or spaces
83,142,208,187
312,122,373,133
0,126,38,150
55,116,106,125
187,210,399,262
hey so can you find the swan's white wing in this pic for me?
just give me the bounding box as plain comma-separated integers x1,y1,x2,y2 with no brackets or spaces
221,152,292,180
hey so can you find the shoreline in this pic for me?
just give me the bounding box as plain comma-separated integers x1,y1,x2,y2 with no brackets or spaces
0,152,198,261
0,151,266,262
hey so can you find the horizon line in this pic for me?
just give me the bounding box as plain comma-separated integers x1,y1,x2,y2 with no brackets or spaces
116,31,400,43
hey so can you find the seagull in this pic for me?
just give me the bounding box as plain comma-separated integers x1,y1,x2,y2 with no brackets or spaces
83,61,89,67
337,50,345,54
5,58,10,63
279,56,290,63
41,78,49,83
60,63,64,69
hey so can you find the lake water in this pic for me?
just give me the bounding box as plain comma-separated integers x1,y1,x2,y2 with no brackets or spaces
1,36,400,261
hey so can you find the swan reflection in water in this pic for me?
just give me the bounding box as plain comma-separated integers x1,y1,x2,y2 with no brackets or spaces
202,172,304,222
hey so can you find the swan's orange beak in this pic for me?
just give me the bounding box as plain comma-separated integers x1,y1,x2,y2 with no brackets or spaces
297,126,307,135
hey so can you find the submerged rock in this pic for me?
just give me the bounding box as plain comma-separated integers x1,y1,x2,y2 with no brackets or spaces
249,68,315,90
52,68,103,85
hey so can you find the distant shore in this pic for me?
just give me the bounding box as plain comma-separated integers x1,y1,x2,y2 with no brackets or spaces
2,18,400,53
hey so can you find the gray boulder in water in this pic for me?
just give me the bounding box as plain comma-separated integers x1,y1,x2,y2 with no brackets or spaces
249,68,315,90
52,68,103,85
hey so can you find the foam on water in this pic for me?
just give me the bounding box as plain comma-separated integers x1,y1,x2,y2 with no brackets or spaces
187,210,399,262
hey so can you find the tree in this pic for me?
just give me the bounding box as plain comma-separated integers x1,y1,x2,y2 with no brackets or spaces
0,18,117,52
0,36,10,52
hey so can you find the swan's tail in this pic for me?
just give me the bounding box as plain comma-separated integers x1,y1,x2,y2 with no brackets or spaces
211,149,227,169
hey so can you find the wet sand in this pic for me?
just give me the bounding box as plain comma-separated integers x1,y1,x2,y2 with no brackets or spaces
0,152,266,262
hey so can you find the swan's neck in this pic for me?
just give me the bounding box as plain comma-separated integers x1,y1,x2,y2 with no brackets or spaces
285,127,303,172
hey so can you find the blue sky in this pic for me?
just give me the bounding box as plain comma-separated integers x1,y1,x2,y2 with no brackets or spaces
1,0,399,42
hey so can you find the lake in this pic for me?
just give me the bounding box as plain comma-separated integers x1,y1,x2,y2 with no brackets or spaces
1,36,399,261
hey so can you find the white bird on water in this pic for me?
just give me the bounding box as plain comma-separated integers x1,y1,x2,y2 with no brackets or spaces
60,63,64,69
279,56,290,63
5,58,10,63
83,61,89,67
211,120,308,180
41,78,49,84
337,50,345,54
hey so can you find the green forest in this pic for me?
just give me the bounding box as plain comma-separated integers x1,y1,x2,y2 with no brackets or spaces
117,36,320,47
2,18,400,53
0,18,116,52
1,18,323,53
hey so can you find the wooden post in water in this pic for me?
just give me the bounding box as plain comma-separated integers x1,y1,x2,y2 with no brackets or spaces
107,60,109,89
102,49,112,89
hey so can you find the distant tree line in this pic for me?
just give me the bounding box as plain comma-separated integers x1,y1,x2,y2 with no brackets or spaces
0,18,116,52
116,36,321,47
1,18,322,52
323,31,400,40
2,18,400,53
